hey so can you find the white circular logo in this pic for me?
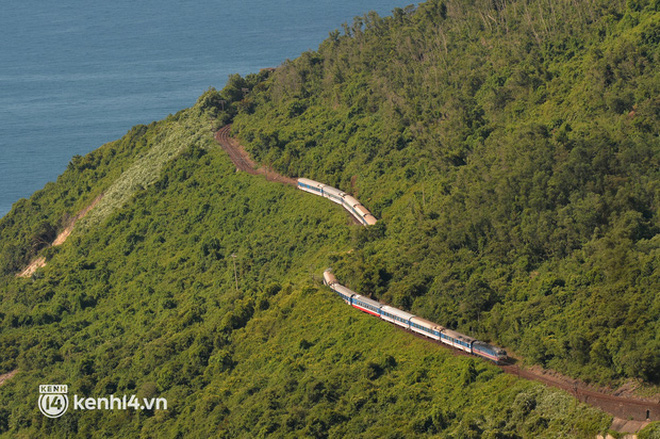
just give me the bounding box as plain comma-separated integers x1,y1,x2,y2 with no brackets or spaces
38,385,69,418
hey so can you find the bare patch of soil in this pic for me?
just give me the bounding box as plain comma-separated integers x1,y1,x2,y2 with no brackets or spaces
17,257,46,278
215,125,296,186
17,194,103,277
0,370,17,387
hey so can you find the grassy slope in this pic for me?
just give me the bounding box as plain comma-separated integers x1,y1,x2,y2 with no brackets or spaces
0,98,610,437
0,106,209,276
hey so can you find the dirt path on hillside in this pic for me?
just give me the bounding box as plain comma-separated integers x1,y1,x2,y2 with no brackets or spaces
17,194,103,277
0,370,17,387
215,125,296,186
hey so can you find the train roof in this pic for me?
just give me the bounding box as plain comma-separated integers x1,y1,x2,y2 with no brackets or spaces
323,269,337,285
352,294,383,309
410,315,444,330
442,328,476,343
333,284,357,298
381,305,415,321
323,185,345,197
342,195,361,207
353,204,371,217
363,214,378,226
297,178,324,187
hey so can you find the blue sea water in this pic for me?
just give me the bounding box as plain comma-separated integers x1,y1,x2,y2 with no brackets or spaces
0,0,403,218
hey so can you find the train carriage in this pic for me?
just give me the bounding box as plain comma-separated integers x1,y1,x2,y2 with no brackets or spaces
439,328,475,353
353,204,378,226
351,295,382,317
322,269,508,363
341,195,364,224
297,178,325,196
362,213,378,226
332,284,357,304
409,316,443,340
322,185,346,205
322,269,337,287
380,305,414,329
297,178,377,227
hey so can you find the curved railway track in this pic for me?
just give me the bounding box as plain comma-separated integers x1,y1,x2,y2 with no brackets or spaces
215,125,296,186
214,125,660,424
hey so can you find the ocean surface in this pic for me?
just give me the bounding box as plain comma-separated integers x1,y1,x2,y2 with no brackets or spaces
0,0,403,218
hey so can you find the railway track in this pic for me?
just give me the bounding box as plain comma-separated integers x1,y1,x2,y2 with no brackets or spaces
402,323,659,423
215,125,296,186
215,125,360,225
214,124,660,424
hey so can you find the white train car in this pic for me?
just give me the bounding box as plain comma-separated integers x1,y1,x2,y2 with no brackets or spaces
409,316,443,341
341,195,363,223
296,178,377,227
358,208,378,226
380,305,414,329
297,178,325,196
321,185,346,205
440,328,475,353
351,295,382,317
341,195,377,226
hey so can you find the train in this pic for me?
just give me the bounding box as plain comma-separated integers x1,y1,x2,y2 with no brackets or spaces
297,178,377,226
323,269,508,364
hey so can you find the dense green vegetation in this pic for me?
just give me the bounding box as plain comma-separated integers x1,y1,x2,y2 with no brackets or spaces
0,70,267,276
0,109,610,437
232,0,660,385
0,0,657,436
0,123,152,275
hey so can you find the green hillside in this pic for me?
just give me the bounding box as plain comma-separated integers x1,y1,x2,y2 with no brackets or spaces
233,0,660,384
0,101,610,437
0,0,658,437
0,98,611,437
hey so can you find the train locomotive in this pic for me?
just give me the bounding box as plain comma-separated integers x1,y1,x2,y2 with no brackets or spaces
323,269,508,364
297,178,377,226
